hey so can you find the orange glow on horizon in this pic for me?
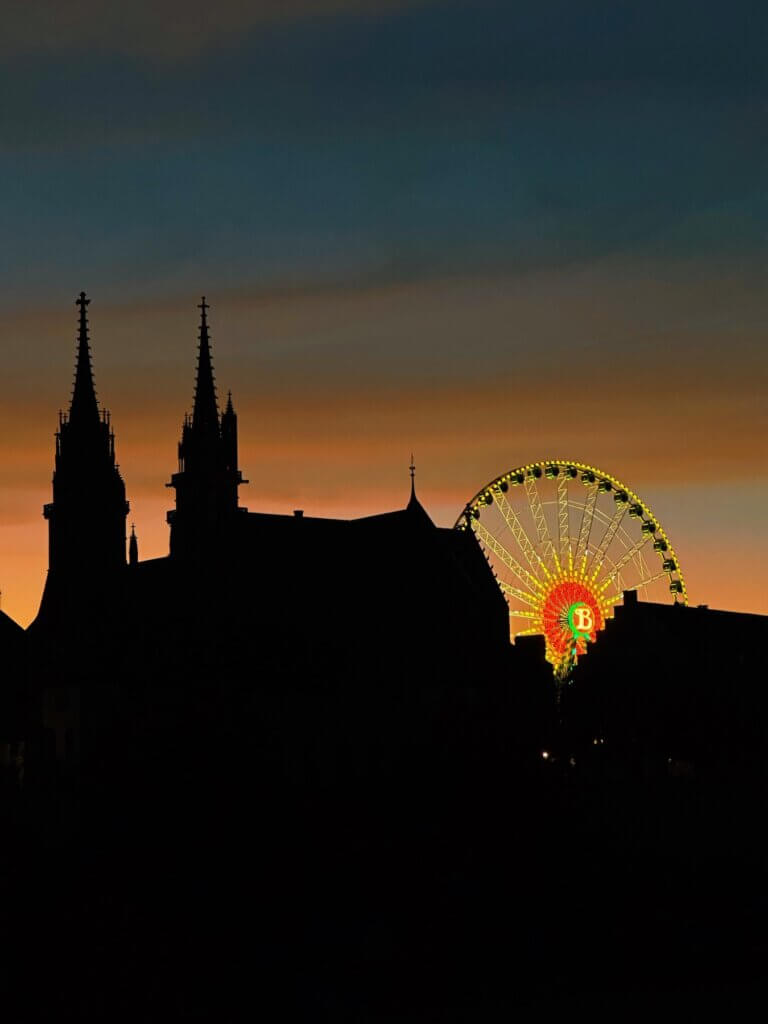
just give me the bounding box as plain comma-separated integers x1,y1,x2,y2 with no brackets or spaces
2,270,767,626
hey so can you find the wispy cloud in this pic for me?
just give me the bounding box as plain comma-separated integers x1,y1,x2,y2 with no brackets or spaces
1,0,430,59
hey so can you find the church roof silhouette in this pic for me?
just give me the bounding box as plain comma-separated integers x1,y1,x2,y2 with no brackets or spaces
23,294,509,702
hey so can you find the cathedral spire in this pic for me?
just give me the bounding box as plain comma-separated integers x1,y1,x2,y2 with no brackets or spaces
192,296,219,434
166,299,245,560
70,291,100,425
33,294,129,629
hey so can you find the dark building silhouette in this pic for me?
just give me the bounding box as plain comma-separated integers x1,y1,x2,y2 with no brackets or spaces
563,590,768,857
0,607,26,818
569,589,768,766
19,294,531,845
4,292,768,1019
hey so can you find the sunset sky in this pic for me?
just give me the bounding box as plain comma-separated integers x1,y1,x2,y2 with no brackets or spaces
1,0,766,626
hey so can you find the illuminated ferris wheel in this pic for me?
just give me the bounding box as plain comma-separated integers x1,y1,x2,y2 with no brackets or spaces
456,461,687,677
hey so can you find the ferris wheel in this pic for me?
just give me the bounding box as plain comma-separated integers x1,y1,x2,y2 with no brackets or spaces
455,461,687,677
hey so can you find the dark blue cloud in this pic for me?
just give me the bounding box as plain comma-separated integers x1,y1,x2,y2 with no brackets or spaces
0,0,763,303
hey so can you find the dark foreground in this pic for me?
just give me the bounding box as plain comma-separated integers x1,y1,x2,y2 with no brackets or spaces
3,741,767,1022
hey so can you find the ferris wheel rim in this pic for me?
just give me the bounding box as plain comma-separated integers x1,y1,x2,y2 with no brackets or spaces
454,459,688,607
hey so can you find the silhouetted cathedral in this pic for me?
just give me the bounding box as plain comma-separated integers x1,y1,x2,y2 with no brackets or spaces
19,293,519,834
3,293,768,1019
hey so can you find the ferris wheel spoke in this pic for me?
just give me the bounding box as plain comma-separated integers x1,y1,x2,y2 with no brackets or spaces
524,475,560,573
495,488,551,581
588,504,628,580
596,534,652,593
557,473,571,572
574,482,599,573
498,581,540,609
472,520,545,595
604,569,668,603
637,548,652,583
634,569,668,590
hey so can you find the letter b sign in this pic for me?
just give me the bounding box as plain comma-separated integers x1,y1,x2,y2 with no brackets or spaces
567,601,595,639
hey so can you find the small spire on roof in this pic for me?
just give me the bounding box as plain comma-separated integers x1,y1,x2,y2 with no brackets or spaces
408,454,417,507
404,453,433,525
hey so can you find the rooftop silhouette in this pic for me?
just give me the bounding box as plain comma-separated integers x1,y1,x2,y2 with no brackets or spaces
1,293,766,1019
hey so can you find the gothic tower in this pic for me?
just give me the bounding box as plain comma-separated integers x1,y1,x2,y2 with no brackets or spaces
166,298,246,559
33,293,129,626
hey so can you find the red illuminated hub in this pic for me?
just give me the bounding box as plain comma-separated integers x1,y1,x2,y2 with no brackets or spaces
541,580,604,663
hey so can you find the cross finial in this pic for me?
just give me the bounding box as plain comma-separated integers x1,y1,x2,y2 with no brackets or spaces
197,296,210,336
409,453,415,481
76,291,90,336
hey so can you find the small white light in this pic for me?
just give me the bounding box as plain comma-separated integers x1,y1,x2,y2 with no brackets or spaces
541,750,549,760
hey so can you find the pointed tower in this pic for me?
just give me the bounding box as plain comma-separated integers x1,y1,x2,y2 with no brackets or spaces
221,390,239,481
129,524,139,566
34,293,129,625
166,298,246,559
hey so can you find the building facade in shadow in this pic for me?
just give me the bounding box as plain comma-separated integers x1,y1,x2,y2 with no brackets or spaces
21,293,546,845
4,293,768,1019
